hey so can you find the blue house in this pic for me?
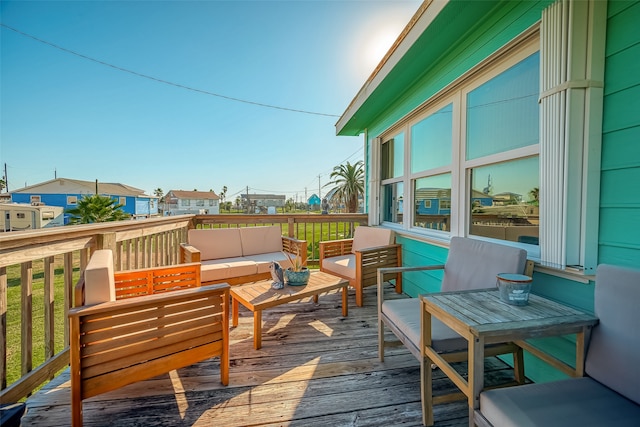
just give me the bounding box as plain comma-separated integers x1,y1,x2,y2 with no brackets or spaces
307,194,321,209
11,178,159,223
337,0,638,384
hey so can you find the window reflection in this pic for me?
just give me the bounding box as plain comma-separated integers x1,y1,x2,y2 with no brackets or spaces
469,157,539,245
411,104,452,173
467,53,539,160
413,174,451,231
382,182,403,224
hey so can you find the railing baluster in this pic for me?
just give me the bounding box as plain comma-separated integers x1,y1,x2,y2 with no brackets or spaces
21,262,33,377
44,257,55,359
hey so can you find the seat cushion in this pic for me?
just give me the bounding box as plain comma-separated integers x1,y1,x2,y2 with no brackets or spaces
188,228,243,260
244,252,292,274
201,257,258,282
239,226,283,256
382,298,468,353
351,226,394,253
322,254,356,279
479,377,640,427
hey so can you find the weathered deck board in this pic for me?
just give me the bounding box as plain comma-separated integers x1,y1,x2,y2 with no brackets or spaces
22,283,519,426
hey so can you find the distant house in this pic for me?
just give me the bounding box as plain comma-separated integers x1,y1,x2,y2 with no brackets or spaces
240,193,286,213
307,194,321,210
10,178,158,223
164,190,220,215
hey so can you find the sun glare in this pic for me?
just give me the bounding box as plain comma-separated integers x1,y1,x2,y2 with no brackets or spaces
365,29,400,72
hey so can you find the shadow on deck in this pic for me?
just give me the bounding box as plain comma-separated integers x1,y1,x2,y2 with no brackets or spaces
21,283,518,426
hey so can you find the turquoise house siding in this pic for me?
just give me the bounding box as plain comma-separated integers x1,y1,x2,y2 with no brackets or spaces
349,0,639,384
599,1,640,268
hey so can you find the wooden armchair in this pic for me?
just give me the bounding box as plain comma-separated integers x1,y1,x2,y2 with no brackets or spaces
320,226,402,307
377,237,531,426
69,250,229,427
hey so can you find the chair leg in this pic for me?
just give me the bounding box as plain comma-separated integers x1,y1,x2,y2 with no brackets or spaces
355,284,364,307
378,320,385,362
394,272,403,294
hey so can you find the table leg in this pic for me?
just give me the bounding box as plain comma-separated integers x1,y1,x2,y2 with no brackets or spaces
341,286,348,317
232,297,239,327
468,336,485,426
420,299,434,426
253,310,262,350
313,294,319,304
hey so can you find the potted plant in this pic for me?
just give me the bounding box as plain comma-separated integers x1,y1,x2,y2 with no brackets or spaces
284,248,309,286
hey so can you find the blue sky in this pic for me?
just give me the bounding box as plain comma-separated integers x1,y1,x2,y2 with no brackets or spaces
1,0,421,202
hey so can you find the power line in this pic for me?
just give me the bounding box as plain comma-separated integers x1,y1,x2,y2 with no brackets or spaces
1,23,341,118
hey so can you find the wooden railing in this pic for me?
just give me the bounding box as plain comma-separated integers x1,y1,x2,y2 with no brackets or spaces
0,213,367,403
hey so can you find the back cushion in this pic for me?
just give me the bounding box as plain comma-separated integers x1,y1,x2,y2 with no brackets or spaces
188,228,242,260
240,226,283,256
84,249,116,305
441,237,527,292
351,226,395,253
586,264,640,405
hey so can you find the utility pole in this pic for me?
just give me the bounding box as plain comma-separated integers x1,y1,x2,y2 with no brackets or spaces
3,163,8,192
318,175,321,199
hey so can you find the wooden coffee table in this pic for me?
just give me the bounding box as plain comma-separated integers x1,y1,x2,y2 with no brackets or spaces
230,271,349,349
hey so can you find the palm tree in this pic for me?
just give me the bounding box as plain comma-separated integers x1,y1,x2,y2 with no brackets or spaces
324,160,364,213
65,194,130,224
154,188,163,198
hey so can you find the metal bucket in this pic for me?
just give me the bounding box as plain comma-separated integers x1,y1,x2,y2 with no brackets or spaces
496,273,532,306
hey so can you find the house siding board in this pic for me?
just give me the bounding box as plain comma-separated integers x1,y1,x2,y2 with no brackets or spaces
601,127,640,171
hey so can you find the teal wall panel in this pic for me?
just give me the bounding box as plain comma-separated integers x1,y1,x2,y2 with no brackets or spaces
602,84,640,133
603,42,640,95
601,127,640,170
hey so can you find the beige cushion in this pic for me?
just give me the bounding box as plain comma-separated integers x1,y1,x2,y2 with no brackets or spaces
188,229,242,260
84,249,116,305
240,226,283,256
351,226,394,254
322,254,356,279
200,257,258,282
244,252,293,273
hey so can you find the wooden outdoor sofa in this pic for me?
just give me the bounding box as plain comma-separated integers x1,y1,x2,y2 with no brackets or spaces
69,250,229,427
180,225,307,285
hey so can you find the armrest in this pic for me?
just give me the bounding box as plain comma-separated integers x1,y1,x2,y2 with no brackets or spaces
282,236,308,266
180,243,201,263
377,264,445,309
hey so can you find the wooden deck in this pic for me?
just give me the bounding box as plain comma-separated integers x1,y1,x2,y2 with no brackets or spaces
21,283,519,426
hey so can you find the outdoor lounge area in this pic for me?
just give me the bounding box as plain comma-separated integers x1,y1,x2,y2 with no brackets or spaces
19,284,520,427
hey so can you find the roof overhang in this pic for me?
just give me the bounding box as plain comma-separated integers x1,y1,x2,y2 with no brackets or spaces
336,0,501,136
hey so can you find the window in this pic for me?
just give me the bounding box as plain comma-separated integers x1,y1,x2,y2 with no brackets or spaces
380,131,405,224
465,53,540,245
377,41,540,251
17,213,26,219
30,195,41,204
119,197,126,206
196,200,205,207
181,199,190,207
410,103,453,232
67,196,78,205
